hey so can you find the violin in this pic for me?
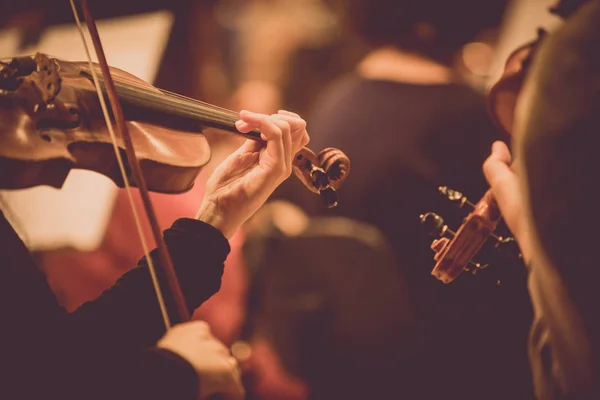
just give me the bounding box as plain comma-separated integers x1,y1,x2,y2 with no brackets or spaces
0,2,350,397
0,53,350,206
419,0,583,283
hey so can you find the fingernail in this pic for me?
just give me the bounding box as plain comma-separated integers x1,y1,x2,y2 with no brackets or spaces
260,133,267,140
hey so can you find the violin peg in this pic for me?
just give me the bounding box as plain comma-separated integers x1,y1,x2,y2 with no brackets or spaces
420,212,457,240
420,212,445,237
319,186,339,209
493,236,522,261
466,261,488,274
438,186,474,209
292,147,350,208
292,148,321,195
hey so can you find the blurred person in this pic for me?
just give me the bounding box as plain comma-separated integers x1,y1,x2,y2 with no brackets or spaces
221,0,366,116
0,110,309,400
271,0,535,399
483,0,600,397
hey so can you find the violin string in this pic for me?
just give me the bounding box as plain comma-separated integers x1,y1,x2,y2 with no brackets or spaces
159,89,241,116
119,86,241,129
87,74,237,124
87,75,262,139
69,0,172,330
127,87,240,123
89,72,240,121
138,83,242,116
88,71,250,124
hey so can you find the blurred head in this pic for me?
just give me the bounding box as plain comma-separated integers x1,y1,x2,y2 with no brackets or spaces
514,0,599,289
513,0,600,374
341,0,509,64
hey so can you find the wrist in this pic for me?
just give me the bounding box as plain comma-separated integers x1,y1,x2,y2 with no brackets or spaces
196,201,236,239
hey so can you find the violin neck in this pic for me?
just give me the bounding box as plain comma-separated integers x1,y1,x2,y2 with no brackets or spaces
83,72,261,141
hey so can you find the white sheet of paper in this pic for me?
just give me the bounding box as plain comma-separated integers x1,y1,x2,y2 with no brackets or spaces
0,11,174,251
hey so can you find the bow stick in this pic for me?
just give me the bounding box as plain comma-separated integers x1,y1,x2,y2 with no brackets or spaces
69,0,189,328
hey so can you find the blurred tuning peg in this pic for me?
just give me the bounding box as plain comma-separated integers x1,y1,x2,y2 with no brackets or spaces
319,186,339,208
438,186,475,209
491,235,522,261
420,212,454,238
464,261,489,274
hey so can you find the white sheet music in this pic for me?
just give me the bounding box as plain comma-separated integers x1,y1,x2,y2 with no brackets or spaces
0,11,174,251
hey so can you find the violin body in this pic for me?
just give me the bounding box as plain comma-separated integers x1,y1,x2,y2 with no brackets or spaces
0,53,211,193
487,41,537,137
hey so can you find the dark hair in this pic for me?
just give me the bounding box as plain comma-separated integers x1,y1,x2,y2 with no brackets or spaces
519,0,600,368
342,0,509,63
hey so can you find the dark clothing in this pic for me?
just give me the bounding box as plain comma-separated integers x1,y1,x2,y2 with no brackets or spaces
0,209,230,400
518,0,600,397
527,260,597,399
274,77,534,399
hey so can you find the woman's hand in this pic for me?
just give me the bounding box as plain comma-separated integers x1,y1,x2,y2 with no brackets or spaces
482,141,531,263
157,321,244,400
196,110,309,239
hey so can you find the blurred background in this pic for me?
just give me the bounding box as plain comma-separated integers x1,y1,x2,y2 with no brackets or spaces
0,0,565,399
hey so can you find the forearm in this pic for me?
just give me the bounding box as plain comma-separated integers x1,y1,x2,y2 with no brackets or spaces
66,218,230,349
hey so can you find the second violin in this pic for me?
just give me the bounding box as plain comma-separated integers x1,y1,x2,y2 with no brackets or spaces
419,0,582,283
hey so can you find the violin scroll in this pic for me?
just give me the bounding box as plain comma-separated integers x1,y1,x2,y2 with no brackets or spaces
421,186,520,283
292,147,351,208
420,212,489,276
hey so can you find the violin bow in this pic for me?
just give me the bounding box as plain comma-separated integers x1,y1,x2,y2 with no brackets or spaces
68,0,190,328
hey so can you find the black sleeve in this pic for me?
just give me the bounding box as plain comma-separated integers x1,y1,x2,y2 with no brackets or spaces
112,348,200,400
66,218,231,350
131,348,200,400
526,261,599,400
1,213,225,400
60,346,200,400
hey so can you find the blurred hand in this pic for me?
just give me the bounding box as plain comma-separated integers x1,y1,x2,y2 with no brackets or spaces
482,141,532,263
156,321,244,400
196,110,310,239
